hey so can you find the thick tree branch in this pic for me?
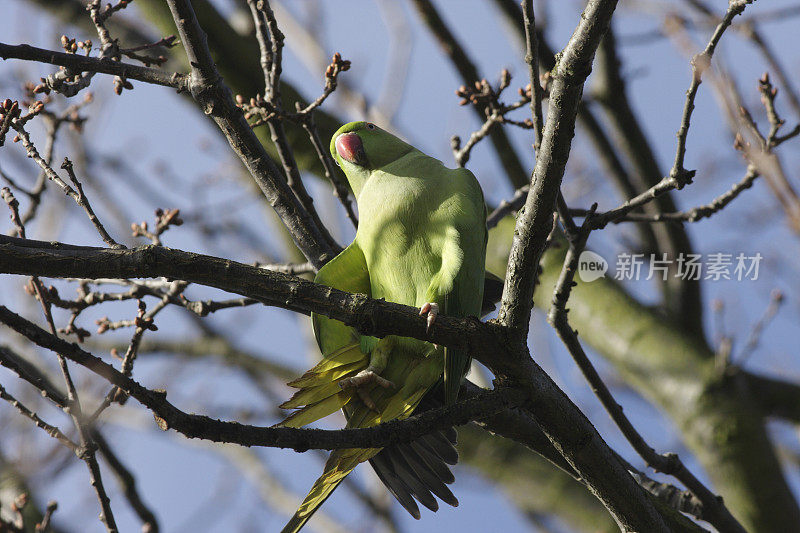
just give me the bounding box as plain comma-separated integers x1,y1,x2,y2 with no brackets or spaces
746,371,800,424
0,236,674,530
0,321,520,451
497,0,618,337
247,0,340,252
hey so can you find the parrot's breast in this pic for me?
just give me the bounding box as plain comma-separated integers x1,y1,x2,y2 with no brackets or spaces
356,173,446,308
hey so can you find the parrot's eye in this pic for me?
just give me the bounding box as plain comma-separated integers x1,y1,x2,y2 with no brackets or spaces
366,123,376,130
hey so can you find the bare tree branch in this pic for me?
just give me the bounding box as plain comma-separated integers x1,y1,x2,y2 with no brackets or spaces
0,243,671,527
0,43,188,91
410,0,530,188
0,321,522,451
164,0,337,267
546,218,745,533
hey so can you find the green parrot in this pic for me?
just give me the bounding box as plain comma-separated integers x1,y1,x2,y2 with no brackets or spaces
278,121,488,532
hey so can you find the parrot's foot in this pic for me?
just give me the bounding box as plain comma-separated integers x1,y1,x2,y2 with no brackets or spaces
339,369,395,411
419,302,439,333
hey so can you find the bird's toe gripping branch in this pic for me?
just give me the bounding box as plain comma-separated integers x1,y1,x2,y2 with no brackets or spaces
338,369,395,411
338,336,395,411
419,302,439,332
419,302,440,349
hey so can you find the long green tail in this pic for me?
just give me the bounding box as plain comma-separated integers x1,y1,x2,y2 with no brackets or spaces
281,447,378,533
278,340,435,531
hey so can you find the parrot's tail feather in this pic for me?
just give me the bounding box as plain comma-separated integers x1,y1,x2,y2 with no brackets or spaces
417,430,459,466
280,477,346,533
278,344,368,428
282,448,380,533
278,391,354,428
422,426,459,465
411,438,454,483
287,345,367,388
395,444,450,511
389,443,440,512
370,453,422,519
367,393,460,518
407,437,457,486
443,346,470,405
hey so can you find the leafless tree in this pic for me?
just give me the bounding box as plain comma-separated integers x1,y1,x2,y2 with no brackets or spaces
1,0,799,532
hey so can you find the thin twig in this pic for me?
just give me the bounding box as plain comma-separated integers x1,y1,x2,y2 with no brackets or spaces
0,383,78,450
451,89,532,169
522,0,544,151
90,284,186,422
11,121,78,198
683,0,800,117
8,118,120,247
671,1,753,186
300,115,359,227
93,431,160,533
486,185,529,230
571,165,761,224
0,43,189,92
556,192,578,238
737,289,784,365
2,188,118,532
36,501,58,533
452,109,502,168
20,110,68,225
0,346,68,411
247,0,339,253
239,49,355,225
546,214,746,533
410,0,529,188
183,296,260,316
61,158,121,248
590,2,753,232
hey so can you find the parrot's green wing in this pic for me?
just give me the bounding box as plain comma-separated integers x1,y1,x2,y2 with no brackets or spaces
414,166,488,405
312,242,371,355
277,243,371,430
278,243,372,533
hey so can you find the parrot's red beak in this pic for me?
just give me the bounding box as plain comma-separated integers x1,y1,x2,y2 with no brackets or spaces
335,132,367,166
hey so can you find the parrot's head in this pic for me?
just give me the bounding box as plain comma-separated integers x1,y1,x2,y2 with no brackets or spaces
330,121,414,197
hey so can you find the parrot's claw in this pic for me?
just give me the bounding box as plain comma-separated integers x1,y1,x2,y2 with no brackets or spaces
419,302,439,333
339,369,395,411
